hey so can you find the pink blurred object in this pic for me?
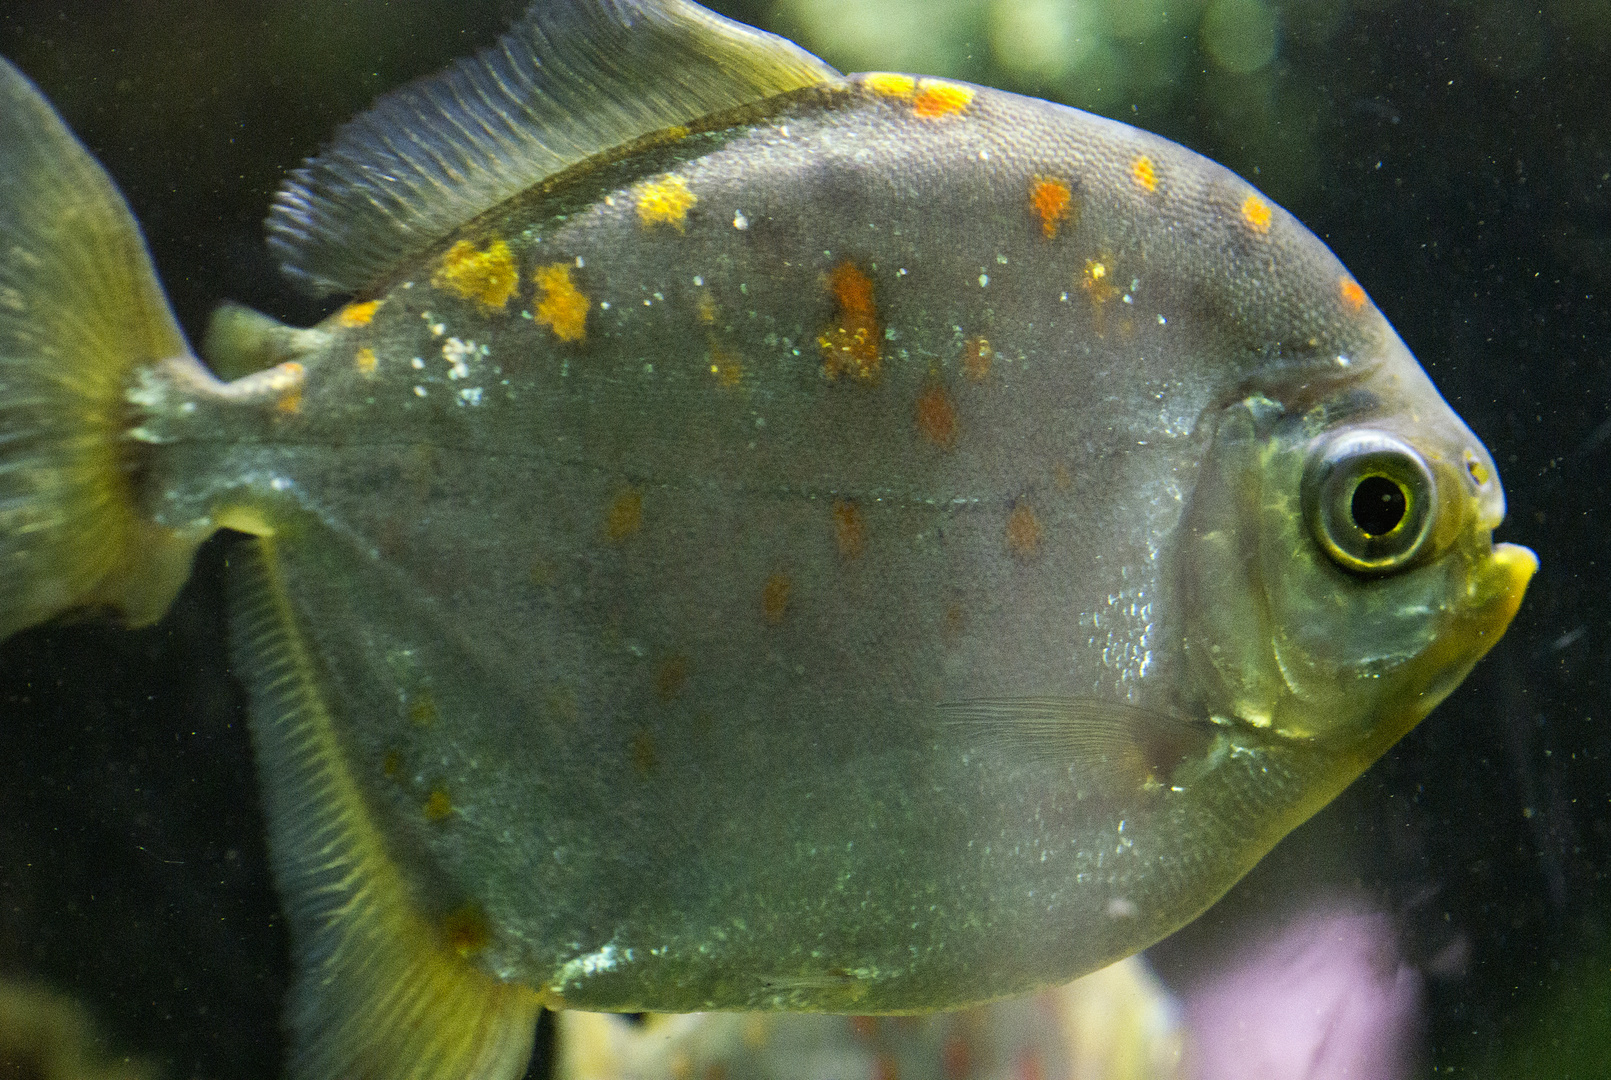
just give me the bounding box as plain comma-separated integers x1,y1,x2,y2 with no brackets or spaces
1183,909,1422,1080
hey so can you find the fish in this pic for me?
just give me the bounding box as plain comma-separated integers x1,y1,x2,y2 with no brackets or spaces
0,2,1535,1079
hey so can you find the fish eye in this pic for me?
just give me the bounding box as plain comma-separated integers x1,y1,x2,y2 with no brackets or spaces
1303,430,1437,575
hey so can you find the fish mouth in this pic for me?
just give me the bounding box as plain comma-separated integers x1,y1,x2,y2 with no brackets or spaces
1466,541,1537,642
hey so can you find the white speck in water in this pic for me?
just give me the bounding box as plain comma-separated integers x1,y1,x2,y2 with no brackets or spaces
575,255,585,268
978,148,990,161
429,322,446,337
520,310,533,320
996,253,1008,264
410,357,425,369
653,291,664,301
1157,314,1167,325
443,337,475,379
1061,291,1069,302
413,385,427,397
600,301,611,310
978,274,989,287
643,363,654,374
270,476,291,492
733,210,749,229
1122,294,1133,304
897,267,907,276
1336,354,1352,367
458,387,483,406
693,275,703,286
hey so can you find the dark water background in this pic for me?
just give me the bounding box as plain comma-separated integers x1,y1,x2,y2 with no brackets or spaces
0,1,1606,1077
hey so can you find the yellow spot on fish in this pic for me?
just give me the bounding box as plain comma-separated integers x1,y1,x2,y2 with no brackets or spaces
697,290,719,325
819,262,881,382
1339,276,1368,313
963,337,993,381
424,790,454,821
1240,194,1273,234
1082,260,1119,305
762,573,791,625
865,72,917,98
355,347,378,375
535,262,589,342
1006,502,1043,560
441,904,491,957
915,383,958,450
635,174,698,231
913,78,974,118
1030,176,1075,238
605,487,643,542
655,656,689,702
432,238,519,311
409,693,437,727
1131,156,1159,193
630,729,658,777
273,362,305,414
336,299,381,328
708,343,744,387
1465,450,1491,486
832,499,865,560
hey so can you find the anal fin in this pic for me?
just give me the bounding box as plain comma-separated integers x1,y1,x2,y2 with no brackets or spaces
229,536,544,1080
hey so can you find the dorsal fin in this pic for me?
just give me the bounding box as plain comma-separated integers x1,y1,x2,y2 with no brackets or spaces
267,0,840,295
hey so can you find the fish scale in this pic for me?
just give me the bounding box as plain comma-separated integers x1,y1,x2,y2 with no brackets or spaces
0,1,1533,1078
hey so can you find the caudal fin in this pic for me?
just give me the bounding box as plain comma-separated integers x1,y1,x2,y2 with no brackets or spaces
0,59,200,640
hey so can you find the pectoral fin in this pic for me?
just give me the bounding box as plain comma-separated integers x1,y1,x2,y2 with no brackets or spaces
230,536,545,1080
936,697,1212,790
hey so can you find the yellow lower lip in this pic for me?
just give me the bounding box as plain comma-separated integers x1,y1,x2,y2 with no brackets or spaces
1471,541,1537,638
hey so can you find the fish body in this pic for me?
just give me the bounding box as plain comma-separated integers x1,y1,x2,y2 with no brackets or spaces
0,2,1533,1078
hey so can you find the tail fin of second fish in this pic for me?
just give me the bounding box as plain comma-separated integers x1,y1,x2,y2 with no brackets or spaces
0,58,202,642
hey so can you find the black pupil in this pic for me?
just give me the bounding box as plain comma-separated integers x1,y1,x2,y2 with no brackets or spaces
1351,475,1407,536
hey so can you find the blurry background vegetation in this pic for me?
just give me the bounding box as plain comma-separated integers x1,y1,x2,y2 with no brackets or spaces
0,1,1607,1078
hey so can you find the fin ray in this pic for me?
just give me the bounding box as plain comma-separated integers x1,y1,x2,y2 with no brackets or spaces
267,0,839,294
229,537,544,1080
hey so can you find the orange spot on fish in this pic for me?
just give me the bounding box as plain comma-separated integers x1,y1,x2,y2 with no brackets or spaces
655,655,689,702
354,347,378,375
441,904,491,957
963,337,993,381
432,238,520,311
1006,503,1043,560
762,573,791,625
336,299,382,328
1130,156,1158,193
941,1034,971,1080
1339,276,1368,312
630,728,658,777
1029,176,1075,238
915,383,959,450
535,262,589,342
424,790,453,821
1240,194,1273,233
819,262,881,382
832,499,865,560
605,487,643,542
913,78,974,118
874,1055,900,1080
1016,1051,1045,1080
635,174,698,231
864,72,917,99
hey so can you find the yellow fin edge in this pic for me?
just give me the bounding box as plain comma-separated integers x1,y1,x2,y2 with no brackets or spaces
229,536,545,1080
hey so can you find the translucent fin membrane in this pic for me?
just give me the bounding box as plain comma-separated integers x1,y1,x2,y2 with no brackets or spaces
267,0,839,295
230,538,544,1080
0,59,196,640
